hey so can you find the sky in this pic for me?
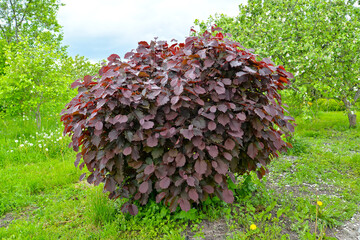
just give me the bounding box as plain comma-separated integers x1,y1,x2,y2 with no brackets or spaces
58,0,247,62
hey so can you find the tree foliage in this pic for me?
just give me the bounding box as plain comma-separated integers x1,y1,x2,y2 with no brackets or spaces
0,0,62,44
61,28,294,215
0,38,99,128
195,0,360,126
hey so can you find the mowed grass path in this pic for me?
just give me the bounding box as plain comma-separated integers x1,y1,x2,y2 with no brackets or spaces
0,111,359,239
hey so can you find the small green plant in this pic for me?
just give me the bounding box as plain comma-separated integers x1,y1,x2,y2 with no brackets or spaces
316,98,345,112
89,189,117,225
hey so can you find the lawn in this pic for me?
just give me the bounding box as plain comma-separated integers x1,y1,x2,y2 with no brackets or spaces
0,111,359,239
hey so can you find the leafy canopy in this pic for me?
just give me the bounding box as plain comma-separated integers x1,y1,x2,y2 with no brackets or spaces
0,0,62,43
195,0,360,112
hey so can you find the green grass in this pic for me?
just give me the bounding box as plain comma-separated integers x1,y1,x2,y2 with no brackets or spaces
0,111,359,239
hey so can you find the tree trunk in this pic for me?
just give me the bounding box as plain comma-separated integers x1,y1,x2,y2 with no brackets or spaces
342,97,357,128
348,112,356,128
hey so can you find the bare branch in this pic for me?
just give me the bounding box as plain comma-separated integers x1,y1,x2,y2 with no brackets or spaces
353,89,360,104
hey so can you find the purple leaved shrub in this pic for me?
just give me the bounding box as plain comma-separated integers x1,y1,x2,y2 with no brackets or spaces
61,26,295,215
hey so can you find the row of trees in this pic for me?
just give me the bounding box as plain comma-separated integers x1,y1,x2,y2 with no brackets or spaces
0,0,99,129
195,0,360,127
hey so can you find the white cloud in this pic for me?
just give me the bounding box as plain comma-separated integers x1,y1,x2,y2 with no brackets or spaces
58,0,247,61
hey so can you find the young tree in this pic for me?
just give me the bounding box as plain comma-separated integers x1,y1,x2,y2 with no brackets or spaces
0,38,98,129
196,0,360,127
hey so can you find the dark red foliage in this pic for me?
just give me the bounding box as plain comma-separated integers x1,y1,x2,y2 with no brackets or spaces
61,27,295,215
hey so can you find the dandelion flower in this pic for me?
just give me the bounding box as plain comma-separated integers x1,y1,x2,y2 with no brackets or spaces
250,224,257,230
317,201,323,206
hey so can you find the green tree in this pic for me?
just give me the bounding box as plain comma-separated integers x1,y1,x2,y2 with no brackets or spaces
196,0,360,127
0,38,99,129
0,0,62,44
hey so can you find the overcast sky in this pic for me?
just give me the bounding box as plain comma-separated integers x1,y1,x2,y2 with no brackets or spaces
58,0,247,62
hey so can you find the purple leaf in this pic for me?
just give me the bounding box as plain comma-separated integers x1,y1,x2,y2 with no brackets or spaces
224,139,235,150
254,108,265,119
194,86,206,94
144,164,155,175
175,178,185,187
174,84,184,95
179,198,191,212
222,189,234,203
159,177,171,189
228,130,244,138
91,135,101,147
171,96,180,105
215,160,228,175
156,192,167,203
180,129,194,140
236,71,247,78
108,129,118,142
215,174,223,184
223,152,233,161
115,114,128,124
107,54,120,62
79,173,86,181
142,121,154,129
218,104,228,113
123,147,132,156
104,177,116,192
175,153,186,167
146,135,158,147
207,145,219,158
208,121,217,131
139,181,149,193
217,114,230,126
204,59,215,69
203,185,214,194
128,204,139,216
247,143,258,159
214,85,225,94
202,112,215,121
186,177,195,187
236,112,246,121
189,189,199,201
95,121,103,130
230,60,243,68
157,94,170,106
194,159,207,175
222,78,232,85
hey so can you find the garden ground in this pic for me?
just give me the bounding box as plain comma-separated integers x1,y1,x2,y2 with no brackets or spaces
0,111,359,239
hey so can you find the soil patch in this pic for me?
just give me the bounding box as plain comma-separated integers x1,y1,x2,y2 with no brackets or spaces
0,213,14,228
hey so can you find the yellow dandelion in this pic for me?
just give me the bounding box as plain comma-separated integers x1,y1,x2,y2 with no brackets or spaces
250,224,257,230
317,201,323,206
308,102,313,106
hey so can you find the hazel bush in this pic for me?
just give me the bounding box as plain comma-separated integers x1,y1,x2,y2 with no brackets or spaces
61,27,295,215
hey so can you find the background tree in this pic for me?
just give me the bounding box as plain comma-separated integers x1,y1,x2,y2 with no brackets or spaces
0,0,62,44
0,37,99,129
195,0,360,127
